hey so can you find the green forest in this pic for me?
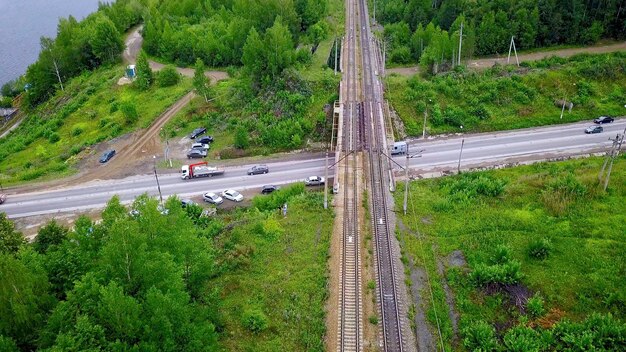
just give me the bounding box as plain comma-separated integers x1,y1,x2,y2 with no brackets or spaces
0,186,333,351
376,0,626,67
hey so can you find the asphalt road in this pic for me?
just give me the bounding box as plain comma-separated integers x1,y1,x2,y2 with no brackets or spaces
2,158,331,218
2,119,624,218
394,119,626,172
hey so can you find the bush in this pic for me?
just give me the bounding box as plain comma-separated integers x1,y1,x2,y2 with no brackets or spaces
542,174,586,216
158,65,180,87
503,325,545,351
369,315,379,325
234,126,249,149
462,320,498,351
526,294,545,318
241,309,268,333
120,101,138,125
71,127,84,137
252,183,306,212
470,260,522,286
527,238,553,260
48,133,60,144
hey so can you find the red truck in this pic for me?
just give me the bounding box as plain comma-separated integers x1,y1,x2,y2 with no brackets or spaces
181,161,225,180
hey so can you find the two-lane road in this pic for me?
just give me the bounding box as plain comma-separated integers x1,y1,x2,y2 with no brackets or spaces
1,119,623,218
394,119,625,172
2,158,331,218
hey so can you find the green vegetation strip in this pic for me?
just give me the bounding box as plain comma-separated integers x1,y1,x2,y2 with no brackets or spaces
396,156,626,350
0,185,332,351
387,53,626,136
0,65,191,185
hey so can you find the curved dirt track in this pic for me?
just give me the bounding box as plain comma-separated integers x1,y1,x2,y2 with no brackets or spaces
387,41,626,77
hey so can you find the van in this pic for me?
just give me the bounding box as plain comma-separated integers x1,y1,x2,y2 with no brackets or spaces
390,141,407,155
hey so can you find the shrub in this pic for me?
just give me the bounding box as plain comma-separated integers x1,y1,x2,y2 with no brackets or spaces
241,309,268,333
369,315,379,325
120,101,138,125
503,325,545,351
542,174,586,216
158,65,180,87
462,320,498,351
48,133,60,144
234,126,249,149
527,238,553,260
470,261,522,286
71,126,84,137
526,294,546,318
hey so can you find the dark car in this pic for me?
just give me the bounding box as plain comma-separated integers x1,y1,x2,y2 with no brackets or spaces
197,136,214,144
261,185,279,194
585,125,603,134
181,199,196,208
247,164,269,175
594,116,614,124
99,149,116,163
187,149,207,159
189,127,207,139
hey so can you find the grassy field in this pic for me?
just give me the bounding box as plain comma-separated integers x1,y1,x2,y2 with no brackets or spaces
0,64,191,185
211,191,333,351
386,52,626,137
396,156,626,350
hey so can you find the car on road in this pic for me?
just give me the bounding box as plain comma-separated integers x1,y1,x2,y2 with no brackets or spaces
0,193,6,204
181,199,196,208
99,149,116,163
203,192,223,205
594,116,614,124
191,142,210,151
585,125,603,134
221,189,244,202
261,185,279,194
189,127,207,139
187,149,207,159
305,176,325,186
247,164,269,175
197,136,214,144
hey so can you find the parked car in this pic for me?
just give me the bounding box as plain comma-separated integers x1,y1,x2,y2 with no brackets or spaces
261,185,279,194
247,164,269,175
191,142,210,151
187,149,207,159
189,127,207,139
594,116,614,124
197,136,214,144
181,199,196,208
203,192,223,204
221,189,244,202
305,176,325,186
585,125,603,134
99,149,116,163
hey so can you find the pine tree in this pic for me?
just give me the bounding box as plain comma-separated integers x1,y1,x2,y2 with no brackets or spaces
135,50,152,90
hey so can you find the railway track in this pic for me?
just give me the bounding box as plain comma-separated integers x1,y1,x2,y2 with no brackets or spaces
356,0,406,349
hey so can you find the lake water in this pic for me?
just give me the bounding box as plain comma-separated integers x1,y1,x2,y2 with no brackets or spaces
0,0,101,86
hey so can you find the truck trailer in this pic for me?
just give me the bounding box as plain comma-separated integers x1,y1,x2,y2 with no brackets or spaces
181,162,225,180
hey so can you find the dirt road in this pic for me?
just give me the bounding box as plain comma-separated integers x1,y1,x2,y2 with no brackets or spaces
387,41,626,77
124,25,228,82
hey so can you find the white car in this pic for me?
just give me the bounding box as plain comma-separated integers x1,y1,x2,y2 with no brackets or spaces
191,142,210,150
305,176,325,186
203,192,223,205
221,189,244,202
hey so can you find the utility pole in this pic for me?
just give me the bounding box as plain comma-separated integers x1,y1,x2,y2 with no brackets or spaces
457,138,465,174
458,22,463,66
153,156,163,204
403,145,424,215
600,130,625,191
403,149,410,215
422,109,428,139
507,36,519,66
333,36,337,75
324,150,329,209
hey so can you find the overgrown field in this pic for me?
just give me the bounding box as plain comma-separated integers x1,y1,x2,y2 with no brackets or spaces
387,53,626,137
213,188,333,351
0,65,191,185
0,185,333,351
397,156,626,351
